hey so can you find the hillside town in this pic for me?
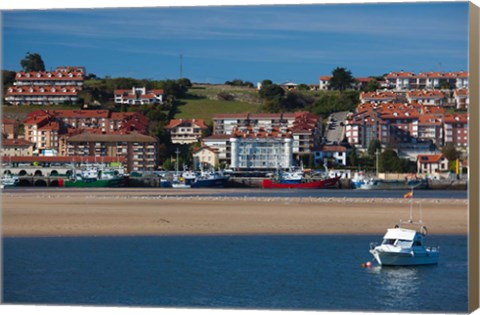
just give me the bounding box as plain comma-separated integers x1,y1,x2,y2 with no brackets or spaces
1,61,469,188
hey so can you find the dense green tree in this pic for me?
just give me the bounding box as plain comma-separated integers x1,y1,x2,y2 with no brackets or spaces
261,79,273,87
368,139,382,158
259,83,284,101
281,91,313,111
20,52,45,72
348,145,358,167
365,78,379,92
297,84,310,91
328,67,355,91
224,79,253,88
378,149,409,173
442,142,460,161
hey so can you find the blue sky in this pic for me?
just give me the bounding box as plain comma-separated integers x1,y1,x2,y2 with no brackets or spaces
2,2,469,84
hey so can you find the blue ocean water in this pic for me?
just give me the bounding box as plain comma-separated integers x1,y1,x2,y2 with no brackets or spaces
2,235,467,312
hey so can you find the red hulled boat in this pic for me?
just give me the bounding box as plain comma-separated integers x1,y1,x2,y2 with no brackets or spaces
262,176,341,189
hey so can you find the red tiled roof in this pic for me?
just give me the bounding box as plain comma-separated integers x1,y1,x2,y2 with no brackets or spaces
2,118,18,124
407,90,444,99
360,91,397,100
2,138,34,147
417,154,444,163
443,113,468,124
15,70,84,81
1,155,125,163
319,76,332,81
385,71,416,78
454,88,469,97
6,86,81,95
193,146,219,154
165,119,208,129
321,145,347,152
212,113,250,119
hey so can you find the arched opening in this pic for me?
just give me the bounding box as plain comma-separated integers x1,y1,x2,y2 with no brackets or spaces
50,180,60,187
34,179,47,186
66,170,73,177
3,170,12,175
34,170,43,177
18,179,32,186
50,170,59,177
19,170,28,176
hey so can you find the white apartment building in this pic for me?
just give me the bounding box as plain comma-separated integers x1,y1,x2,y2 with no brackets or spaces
230,136,293,169
114,87,164,105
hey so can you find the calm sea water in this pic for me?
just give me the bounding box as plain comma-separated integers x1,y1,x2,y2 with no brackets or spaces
3,235,467,312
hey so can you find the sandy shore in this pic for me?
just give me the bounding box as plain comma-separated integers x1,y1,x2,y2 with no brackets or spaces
1,189,468,237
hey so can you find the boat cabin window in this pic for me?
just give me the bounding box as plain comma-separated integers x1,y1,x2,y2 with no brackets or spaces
382,238,413,248
395,239,413,248
382,239,396,245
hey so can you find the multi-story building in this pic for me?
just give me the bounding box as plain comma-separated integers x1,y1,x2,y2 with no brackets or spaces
165,119,208,144
406,90,446,106
443,113,468,149
230,130,293,169
114,87,164,105
5,86,82,105
12,66,85,87
201,128,295,170
201,134,233,165
192,146,219,169
385,71,469,90
2,119,19,139
66,132,159,172
453,89,469,110
359,91,398,104
23,114,61,155
5,66,85,105
212,112,321,159
23,109,151,156
1,138,35,157
416,114,444,145
345,102,466,150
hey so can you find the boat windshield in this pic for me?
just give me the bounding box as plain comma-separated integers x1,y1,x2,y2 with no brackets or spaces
382,239,413,248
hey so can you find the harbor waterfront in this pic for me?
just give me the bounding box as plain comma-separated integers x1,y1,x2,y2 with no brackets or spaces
2,188,468,312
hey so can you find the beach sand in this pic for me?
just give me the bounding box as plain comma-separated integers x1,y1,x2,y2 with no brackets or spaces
2,189,468,237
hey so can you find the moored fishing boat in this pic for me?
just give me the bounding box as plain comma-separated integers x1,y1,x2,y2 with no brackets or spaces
352,172,428,190
190,170,230,188
262,176,340,189
368,189,439,266
63,167,124,188
1,174,19,187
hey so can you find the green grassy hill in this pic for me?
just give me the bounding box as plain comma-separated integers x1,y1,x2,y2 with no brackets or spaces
174,84,262,123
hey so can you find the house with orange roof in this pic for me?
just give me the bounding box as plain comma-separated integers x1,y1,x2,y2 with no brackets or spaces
416,154,449,175
453,88,469,110
406,90,446,106
165,119,208,144
315,145,348,166
114,87,164,105
192,146,220,169
384,71,417,90
1,138,35,157
360,91,398,104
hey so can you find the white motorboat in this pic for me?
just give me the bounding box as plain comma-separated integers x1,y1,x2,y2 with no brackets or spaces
369,223,439,266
